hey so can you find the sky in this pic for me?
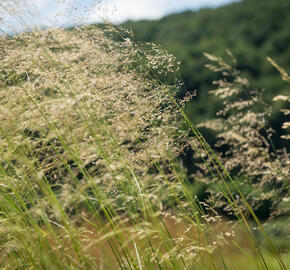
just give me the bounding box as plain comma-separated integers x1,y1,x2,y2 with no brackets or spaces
0,0,238,33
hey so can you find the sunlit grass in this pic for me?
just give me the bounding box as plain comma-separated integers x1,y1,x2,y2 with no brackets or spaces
0,24,288,269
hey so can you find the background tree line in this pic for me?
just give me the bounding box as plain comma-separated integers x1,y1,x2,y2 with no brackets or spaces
124,0,290,149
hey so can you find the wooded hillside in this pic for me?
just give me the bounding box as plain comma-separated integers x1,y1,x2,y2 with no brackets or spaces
125,0,290,146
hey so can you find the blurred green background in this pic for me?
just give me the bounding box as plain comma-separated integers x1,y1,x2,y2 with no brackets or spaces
124,0,290,149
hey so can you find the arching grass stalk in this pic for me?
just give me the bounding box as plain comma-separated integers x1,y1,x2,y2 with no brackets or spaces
167,90,286,270
93,23,286,269
120,32,286,268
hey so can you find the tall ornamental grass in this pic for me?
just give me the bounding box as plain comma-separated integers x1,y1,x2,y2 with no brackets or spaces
0,22,288,270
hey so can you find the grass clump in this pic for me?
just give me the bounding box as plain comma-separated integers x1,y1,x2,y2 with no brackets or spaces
196,52,289,221
0,23,288,269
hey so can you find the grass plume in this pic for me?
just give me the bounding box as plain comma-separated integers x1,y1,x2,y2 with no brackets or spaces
0,20,289,270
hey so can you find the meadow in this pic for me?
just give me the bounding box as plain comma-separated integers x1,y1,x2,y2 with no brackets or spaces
0,12,289,270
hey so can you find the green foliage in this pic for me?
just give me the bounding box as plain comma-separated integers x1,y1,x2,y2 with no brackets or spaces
124,0,290,144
